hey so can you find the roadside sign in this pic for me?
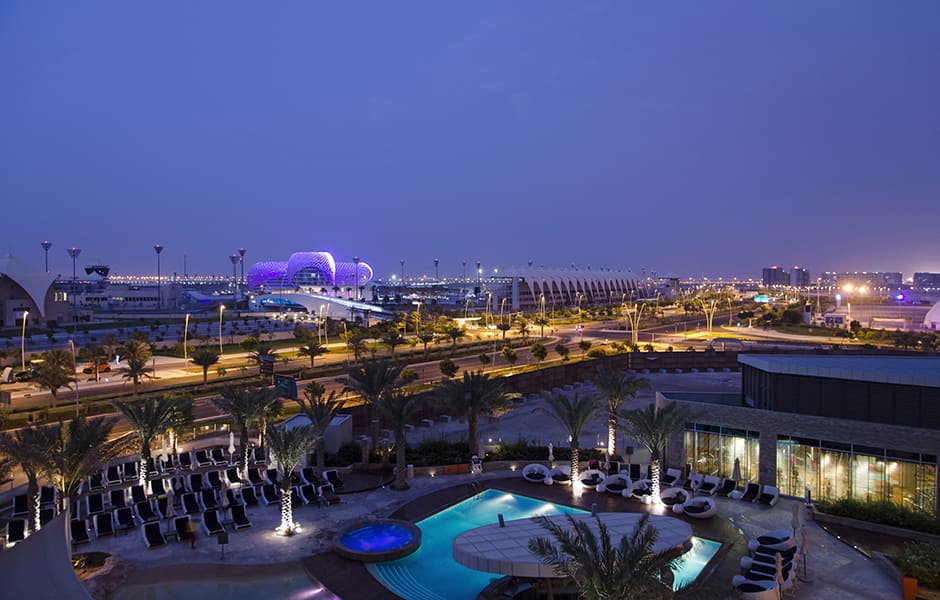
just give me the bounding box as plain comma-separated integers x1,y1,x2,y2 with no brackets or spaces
275,374,297,400
259,355,275,375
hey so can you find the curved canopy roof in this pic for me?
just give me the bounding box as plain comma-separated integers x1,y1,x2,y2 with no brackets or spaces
0,254,57,318
0,513,92,599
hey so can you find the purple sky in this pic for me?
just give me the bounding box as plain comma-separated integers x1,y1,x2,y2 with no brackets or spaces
2,1,938,280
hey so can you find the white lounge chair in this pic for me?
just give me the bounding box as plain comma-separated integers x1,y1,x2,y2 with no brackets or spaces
698,475,720,495
675,496,717,519
755,485,780,506
598,474,631,494
547,465,571,485
521,464,550,484
731,577,778,600
660,487,689,508
578,469,606,489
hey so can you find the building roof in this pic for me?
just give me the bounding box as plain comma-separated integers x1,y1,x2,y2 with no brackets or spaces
0,254,58,318
739,354,940,388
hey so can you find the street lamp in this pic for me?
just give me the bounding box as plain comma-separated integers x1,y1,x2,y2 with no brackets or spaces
41,240,52,273
434,258,439,282
67,247,81,282
229,253,239,304
238,247,247,289
353,256,361,300
183,313,191,360
20,310,28,372
153,244,163,311
462,260,467,282
476,261,481,287
400,259,405,282
219,305,225,355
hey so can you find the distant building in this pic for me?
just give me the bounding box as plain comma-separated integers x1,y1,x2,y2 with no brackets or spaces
789,267,810,288
0,255,68,327
761,266,789,287
822,271,903,289
914,272,940,289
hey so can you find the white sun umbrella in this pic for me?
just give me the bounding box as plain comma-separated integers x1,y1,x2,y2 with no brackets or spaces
220,477,230,516
161,436,168,463
602,451,610,473
800,524,811,581
547,443,554,463
165,489,175,535
689,464,698,497
775,552,785,599
228,432,236,459
732,457,742,483
791,502,800,536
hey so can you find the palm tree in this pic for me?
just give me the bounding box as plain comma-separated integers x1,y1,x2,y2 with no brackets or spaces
34,349,76,408
376,389,419,490
297,341,328,368
119,339,153,397
0,427,51,531
46,416,126,516
293,382,346,471
436,370,507,457
249,345,277,383
619,401,690,504
347,358,404,451
189,345,220,384
166,396,194,454
381,330,406,359
540,391,598,484
528,513,682,600
212,386,280,476
443,324,466,347
78,343,110,382
593,367,650,458
266,423,317,535
112,395,180,484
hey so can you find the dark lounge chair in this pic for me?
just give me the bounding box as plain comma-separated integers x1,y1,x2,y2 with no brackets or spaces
194,450,213,468
629,463,642,481
123,460,139,482
251,446,266,466
159,455,176,474
135,501,160,523
174,516,191,542
115,506,137,532
230,504,252,530
240,486,260,507
323,469,344,489
225,468,244,486
87,472,106,493
71,519,91,547
264,469,279,487
93,512,114,537
187,473,205,493
226,488,242,507
199,489,218,512
207,470,223,489
142,521,167,548
105,465,123,487
299,484,322,506
740,482,760,503
301,467,321,486
202,509,225,536
146,457,158,477
181,492,201,515
716,477,738,497
39,507,55,527
155,496,171,519
246,467,265,487
210,447,228,465
39,485,56,506
261,484,279,506
177,451,193,470
109,489,127,510
11,493,28,518
291,486,305,506
6,519,26,546
86,492,106,517
698,475,719,495
149,478,167,497
130,484,148,505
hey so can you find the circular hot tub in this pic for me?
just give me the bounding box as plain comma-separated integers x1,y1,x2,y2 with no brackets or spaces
333,519,421,562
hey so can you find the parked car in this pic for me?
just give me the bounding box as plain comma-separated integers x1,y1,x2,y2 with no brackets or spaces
14,368,39,382
82,363,111,375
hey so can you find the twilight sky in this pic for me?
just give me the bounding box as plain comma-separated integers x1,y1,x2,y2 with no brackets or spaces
1,1,938,280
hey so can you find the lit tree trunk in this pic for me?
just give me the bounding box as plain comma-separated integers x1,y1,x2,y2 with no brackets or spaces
240,426,250,477
393,430,408,490
278,479,293,534
140,439,151,485
607,415,617,457
28,479,40,533
650,454,662,504
570,445,580,485
370,404,380,453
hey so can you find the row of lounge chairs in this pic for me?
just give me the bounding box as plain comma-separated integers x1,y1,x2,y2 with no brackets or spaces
9,486,57,519
733,530,799,598
731,483,780,506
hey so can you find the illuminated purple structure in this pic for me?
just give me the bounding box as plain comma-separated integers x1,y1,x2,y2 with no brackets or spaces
247,252,374,292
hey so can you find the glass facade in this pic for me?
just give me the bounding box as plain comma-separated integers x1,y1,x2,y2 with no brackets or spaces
777,436,937,517
683,424,760,483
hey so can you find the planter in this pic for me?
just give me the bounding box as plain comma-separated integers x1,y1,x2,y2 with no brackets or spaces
810,506,940,544
903,577,917,600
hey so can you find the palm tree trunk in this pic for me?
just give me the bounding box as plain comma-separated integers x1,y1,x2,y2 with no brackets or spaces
370,404,380,453
393,431,408,490
316,441,325,471
650,455,661,504
607,415,617,457
28,478,40,533
570,445,580,485
140,441,151,485
279,483,293,534
203,367,208,384
468,415,479,456
240,426,250,477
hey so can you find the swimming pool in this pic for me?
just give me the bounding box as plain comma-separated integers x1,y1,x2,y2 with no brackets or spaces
368,489,721,600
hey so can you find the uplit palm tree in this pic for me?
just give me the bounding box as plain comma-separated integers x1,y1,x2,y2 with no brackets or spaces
619,401,690,504
35,349,76,408
212,386,280,476
293,382,346,471
528,513,682,600
347,358,404,451
592,367,649,458
540,391,598,484
46,416,126,516
119,339,153,397
0,426,51,531
298,341,328,368
189,346,220,384
266,424,317,535
113,395,180,484
376,389,419,490
437,370,508,456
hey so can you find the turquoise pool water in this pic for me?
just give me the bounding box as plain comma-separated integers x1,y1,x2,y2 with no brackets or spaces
368,490,721,600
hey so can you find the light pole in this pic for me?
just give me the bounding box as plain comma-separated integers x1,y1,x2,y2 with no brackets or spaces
434,258,439,282
229,253,239,304
69,339,79,417
153,244,163,311
476,261,481,287
462,260,467,282
183,313,191,360
67,247,81,282
219,305,225,356
41,240,52,273
238,247,246,289
353,256,361,300
400,259,405,283
20,310,29,372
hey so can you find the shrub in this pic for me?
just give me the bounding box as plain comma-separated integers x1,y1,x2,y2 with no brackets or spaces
586,348,606,358
815,498,940,534
406,440,471,466
896,542,940,587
